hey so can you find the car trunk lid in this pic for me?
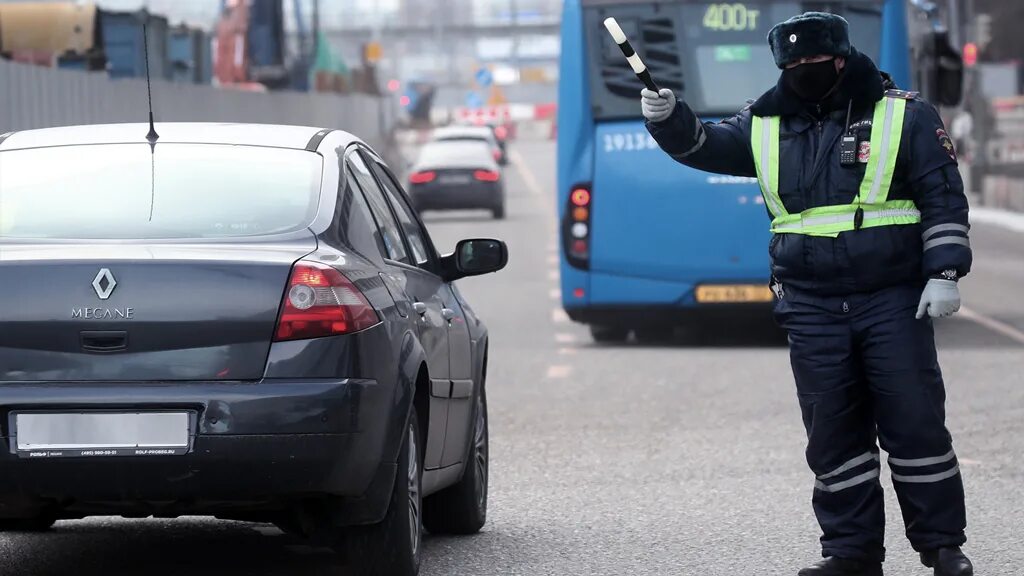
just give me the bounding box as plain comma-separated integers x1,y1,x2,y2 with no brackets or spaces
0,238,316,382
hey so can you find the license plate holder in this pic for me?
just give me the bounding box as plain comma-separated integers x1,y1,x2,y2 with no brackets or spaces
439,175,472,185
695,284,774,304
12,411,194,459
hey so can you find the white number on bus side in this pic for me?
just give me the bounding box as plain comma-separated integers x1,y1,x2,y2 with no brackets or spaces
604,133,658,153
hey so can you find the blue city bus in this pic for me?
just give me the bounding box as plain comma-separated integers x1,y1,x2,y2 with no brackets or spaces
557,0,914,342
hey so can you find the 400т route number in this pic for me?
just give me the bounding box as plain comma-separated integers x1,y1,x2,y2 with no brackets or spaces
703,3,761,32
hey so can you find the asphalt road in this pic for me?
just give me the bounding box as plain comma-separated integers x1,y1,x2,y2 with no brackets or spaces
2,140,1022,576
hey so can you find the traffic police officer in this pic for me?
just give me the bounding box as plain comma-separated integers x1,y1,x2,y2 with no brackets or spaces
641,12,973,576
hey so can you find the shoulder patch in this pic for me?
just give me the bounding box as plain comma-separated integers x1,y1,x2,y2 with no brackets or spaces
936,128,957,161
884,89,919,100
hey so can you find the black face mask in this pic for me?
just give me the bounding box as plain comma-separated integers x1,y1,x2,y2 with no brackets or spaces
782,58,840,102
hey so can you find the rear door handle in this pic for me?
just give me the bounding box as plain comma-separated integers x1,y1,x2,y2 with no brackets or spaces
80,331,128,353
413,302,428,316
441,308,456,321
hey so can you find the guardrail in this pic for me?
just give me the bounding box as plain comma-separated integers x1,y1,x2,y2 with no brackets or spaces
0,59,393,152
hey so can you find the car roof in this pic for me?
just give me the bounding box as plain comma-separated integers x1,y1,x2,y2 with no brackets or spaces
432,125,494,140
0,122,357,152
415,139,497,169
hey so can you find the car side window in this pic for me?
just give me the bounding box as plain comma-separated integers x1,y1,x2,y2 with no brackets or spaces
347,152,409,265
343,172,389,260
366,156,433,268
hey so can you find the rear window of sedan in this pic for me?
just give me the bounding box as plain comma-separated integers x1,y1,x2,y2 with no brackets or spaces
433,128,495,144
0,143,323,240
417,141,495,166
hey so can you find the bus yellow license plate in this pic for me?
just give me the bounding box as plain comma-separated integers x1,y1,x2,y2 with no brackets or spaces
695,285,774,303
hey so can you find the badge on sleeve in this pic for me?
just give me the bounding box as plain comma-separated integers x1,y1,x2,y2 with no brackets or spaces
936,129,957,161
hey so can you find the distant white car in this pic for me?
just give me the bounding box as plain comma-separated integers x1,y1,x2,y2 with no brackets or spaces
432,125,507,165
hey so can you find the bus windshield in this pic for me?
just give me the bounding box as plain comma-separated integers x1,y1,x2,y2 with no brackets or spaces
584,1,883,120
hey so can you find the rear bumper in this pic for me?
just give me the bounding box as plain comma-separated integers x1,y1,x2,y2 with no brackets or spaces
0,379,398,524
411,182,502,211
565,303,774,327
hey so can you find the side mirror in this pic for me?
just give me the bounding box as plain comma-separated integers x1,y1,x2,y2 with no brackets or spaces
444,239,508,281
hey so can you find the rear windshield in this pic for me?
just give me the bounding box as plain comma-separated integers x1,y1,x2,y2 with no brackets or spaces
0,143,323,240
584,1,883,120
419,141,494,164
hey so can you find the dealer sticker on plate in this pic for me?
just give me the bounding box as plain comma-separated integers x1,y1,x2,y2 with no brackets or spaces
14,412,192,458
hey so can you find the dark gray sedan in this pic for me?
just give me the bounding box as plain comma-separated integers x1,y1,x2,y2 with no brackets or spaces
0,123,507,576
407,140,507,220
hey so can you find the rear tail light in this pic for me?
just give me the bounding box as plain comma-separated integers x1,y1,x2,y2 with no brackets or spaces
474,170,501,182
563,183,592,270
409,171,436,184
274,261,380,342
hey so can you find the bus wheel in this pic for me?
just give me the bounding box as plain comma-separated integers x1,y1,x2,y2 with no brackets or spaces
635,326,675,344
589,325,628,343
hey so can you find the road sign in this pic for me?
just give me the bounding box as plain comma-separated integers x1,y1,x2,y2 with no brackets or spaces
465,91,484,109
475,67,493,88
364,41,383,64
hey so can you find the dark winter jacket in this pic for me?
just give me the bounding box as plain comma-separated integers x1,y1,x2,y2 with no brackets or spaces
646,48,972,296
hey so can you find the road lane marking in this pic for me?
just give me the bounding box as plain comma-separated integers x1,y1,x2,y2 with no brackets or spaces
548,269,560,281
959,306,1024,346
547,254,559,265
549,288,562,300
557,347,578,356
555,332,577,344
509,148,545,197
552,308,570,323
959,458,982,466
545,364,573,379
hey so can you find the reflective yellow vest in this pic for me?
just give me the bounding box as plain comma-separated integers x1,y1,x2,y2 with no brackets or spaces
750,95,921,238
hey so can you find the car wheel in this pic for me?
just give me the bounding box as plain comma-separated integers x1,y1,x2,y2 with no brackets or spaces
341,409,423,576
492,205,506,220
0,515,57,532
589,325,629,343
423,387,488,535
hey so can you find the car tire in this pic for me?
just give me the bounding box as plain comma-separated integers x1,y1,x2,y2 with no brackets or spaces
590,325,629,343
0,515,57,532
492,205,506,220
423,387,488,535
340,409,423,576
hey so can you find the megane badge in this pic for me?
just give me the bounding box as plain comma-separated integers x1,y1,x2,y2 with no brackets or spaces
92,268,117,300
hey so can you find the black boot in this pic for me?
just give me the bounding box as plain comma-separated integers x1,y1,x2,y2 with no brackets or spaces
921,547,973,576
798,557,883,576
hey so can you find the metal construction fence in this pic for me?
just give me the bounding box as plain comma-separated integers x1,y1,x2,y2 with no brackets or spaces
0,59,395,155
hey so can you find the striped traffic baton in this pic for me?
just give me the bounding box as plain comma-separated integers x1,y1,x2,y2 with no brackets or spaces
603,17,660,92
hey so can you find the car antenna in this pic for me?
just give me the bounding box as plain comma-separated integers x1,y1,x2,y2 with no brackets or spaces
143,20,159,145
142,18,158,221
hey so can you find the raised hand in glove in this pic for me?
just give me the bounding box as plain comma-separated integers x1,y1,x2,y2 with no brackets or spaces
641,88,677,123
916,279,961,319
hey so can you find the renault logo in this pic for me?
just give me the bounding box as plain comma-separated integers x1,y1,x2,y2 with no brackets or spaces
92,268,117,300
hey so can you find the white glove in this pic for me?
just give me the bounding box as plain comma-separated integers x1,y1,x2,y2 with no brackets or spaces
641,88,677,123
916,279,961,319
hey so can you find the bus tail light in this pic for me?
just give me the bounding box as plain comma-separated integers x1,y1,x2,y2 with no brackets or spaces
563,183,592,270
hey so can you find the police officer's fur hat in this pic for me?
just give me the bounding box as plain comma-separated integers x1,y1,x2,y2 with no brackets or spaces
768,12,852,69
